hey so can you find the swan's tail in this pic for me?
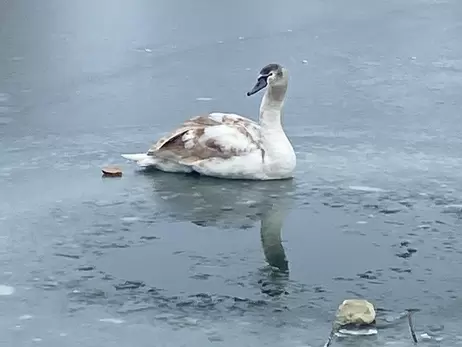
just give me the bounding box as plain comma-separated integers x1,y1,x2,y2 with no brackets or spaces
121,153,157,167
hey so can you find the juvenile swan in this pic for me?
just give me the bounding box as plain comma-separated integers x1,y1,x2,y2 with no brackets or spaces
121,63,296,180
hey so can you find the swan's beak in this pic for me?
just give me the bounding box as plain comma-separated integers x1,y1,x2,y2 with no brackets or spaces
247,75,268,96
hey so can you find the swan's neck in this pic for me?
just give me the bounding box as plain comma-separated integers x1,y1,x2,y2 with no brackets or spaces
258,85,286,128
258,85,289,145
257,84,295,177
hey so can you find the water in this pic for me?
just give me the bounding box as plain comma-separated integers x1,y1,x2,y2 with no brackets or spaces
1,0,462,345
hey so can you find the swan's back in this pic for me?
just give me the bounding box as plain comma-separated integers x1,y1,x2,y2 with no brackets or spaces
147,113,263,166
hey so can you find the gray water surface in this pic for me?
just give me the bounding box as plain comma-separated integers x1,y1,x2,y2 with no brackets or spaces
2,0,462,346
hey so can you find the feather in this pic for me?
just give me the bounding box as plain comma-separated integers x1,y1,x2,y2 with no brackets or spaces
146,113,264,165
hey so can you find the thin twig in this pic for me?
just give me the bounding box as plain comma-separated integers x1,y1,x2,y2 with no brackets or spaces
407,310,418,343
323,322,338,347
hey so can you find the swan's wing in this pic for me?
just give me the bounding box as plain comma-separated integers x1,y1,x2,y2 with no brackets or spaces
147,113,262,165
202,112,261,146
186,113,260,138
207,112,259,129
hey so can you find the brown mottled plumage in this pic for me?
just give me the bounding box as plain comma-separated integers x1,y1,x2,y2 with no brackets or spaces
121,63,296,180
146,113,264,165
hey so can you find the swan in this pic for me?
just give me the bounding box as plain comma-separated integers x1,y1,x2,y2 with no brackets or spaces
121,63,296,180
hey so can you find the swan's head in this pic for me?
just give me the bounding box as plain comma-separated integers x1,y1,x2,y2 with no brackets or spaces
247,63,288,97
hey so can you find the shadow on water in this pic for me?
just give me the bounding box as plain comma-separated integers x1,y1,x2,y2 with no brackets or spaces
136,167,297,229
140,167,295,274
97,168,297,302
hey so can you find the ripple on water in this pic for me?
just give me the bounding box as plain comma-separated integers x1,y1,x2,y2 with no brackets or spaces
442,204,462,214
0,92,10,102
99,318,125,324
195,97,213,101
349,185,387,193
0,285,15,296
0,116,13,124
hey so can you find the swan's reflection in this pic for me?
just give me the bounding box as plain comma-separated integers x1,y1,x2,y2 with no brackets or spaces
260,202,289,272
139,170,294,274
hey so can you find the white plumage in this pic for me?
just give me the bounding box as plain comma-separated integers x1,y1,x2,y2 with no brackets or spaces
121,63,296,180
